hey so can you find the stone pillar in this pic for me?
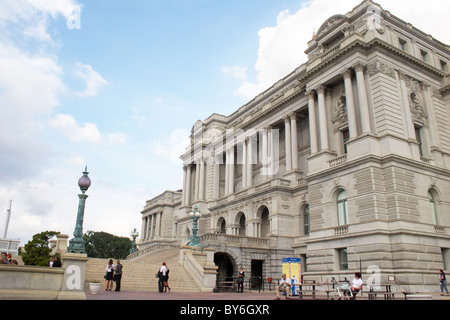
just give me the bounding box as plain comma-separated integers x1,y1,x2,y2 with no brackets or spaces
290,113,299,170
58,253,88,300
224,150,229,195
242,140,247,188
261,128,268,176
317,85,330,150
247,137,253,187
343,69,358,139
284,116,292,171
194,162,200,201
198,160,205,201
354,63,372,134
185,165,192,205
229,147,234,194
307,90,318,155
182,165,187,206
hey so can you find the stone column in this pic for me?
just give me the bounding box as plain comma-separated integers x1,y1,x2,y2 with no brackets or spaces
182,165,187,206
194,162,200,201
307,90,318,155
354,63,372,134
284,116,292,171
343,69,358,139
199,160,205,201
229,147,234,194
224,150,229,195
261,128,268,176
185,165,192,205
290,113,299,170
242,140,247,188
247,137,253,187
317,85,330,150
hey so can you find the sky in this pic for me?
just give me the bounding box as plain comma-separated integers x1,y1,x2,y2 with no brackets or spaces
1,0,449,247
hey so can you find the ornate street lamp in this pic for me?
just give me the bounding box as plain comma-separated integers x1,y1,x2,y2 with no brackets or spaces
130,228,139,254
68,167,91,254
188,205,202,247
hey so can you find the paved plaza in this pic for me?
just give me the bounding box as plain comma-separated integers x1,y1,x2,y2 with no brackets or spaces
85,289,449,301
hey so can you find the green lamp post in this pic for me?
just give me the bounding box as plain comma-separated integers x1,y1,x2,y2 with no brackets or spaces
68,167,91,254
130,228,139,254
188,205,202,247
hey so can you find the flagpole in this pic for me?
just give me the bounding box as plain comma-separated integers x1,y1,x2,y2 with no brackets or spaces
3,200,12,239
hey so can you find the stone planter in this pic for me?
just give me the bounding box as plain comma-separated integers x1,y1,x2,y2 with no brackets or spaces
89,283,102,295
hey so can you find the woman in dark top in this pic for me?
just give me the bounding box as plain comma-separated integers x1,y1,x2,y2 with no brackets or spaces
237,268,245,293
114,260,123,292
440,269,449,296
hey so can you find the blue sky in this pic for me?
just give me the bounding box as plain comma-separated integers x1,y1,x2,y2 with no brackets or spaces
1,0,449,247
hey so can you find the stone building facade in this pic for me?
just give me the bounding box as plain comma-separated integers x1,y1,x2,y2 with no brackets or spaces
137,0,450,291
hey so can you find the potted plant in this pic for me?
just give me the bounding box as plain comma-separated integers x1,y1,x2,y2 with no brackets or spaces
89,280,102,295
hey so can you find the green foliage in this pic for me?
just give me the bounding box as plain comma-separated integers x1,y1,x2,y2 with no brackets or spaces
83,231,131,259
22,231,60,266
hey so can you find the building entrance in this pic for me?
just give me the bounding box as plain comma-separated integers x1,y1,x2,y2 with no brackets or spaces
214,252,236,283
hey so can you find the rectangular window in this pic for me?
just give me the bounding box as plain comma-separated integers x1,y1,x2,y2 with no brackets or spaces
420,50,428,62
415,126,424,157
399,38,407,51
342,129,350,154
440,60,448,72
338,248,348,270
442,248,449,270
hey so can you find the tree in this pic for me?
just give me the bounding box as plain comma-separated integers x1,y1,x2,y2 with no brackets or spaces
22,231,60,266
83,231,131,259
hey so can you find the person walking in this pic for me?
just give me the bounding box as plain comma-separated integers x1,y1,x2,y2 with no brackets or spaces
158,262,167,293
114,260,123,292
440,269,449,296
105,259,115,291
237,267,245,293
164,266,171,292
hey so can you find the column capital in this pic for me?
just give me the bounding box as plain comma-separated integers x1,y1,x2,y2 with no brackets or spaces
289,112,297,120
305,90,316,100
341,68,353,79
316,85,327,95
353,62,366,73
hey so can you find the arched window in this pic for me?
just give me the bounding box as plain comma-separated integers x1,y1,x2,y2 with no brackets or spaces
303,205,310,236
217,217,226,234
261,207,270,237
238,213,246,236
429,190,439,225
337,190,349,226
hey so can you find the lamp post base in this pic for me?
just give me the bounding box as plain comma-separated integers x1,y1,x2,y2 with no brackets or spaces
68,237,86,254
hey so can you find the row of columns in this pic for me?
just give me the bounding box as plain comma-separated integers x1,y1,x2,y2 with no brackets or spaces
182,62,372,205
141,212,163,241
306,63,371,155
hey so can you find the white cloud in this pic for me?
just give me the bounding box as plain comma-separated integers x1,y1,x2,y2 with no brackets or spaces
222,66,248,81
233,0,450,100
151,128,191,165
49,114,127,145
74,62,108,97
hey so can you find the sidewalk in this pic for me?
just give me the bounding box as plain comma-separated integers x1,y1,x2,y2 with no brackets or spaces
85,289,450,300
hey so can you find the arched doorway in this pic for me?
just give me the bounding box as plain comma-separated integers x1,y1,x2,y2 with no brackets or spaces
214,252,237,288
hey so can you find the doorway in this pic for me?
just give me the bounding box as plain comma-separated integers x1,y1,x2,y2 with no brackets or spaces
251,259,263,289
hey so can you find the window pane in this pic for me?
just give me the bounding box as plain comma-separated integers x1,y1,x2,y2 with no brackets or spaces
304,206,310,236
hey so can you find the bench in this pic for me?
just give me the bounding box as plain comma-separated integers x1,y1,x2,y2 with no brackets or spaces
367,290,395,300
216,281,236,292
296,281,316,300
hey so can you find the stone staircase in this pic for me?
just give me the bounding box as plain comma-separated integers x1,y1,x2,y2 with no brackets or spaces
85,248,201,292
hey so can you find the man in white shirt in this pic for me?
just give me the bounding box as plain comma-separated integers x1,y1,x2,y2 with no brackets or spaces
350,272,363,300
158,262,167,293
275,273,292,300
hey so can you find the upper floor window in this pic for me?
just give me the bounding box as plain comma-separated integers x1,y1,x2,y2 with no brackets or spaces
420,50,428,62
337,190,349,226
399,38,408,51
304,205,310,236
429,190,439,225
440,60,448,72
